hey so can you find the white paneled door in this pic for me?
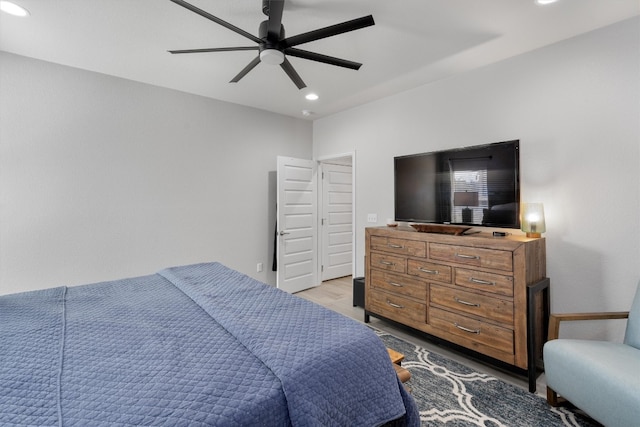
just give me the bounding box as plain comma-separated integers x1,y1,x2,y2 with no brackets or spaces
321,162,353,281
276,156,318,293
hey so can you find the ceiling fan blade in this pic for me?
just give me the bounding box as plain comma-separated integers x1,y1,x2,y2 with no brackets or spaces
284,48,362,70
281,15,374,48
168,47,259,54
230,56,262,83
266,0,284,41
280,58,306,89
170,0,262,44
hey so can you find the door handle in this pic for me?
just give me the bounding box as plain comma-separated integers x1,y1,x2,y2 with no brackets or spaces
279,231,290,236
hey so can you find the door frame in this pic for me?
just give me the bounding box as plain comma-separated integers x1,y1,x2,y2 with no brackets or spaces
316,151,356,281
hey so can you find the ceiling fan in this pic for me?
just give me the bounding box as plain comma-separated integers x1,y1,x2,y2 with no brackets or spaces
168,0,375,90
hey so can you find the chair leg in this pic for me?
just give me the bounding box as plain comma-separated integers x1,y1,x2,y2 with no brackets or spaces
547,386,559,406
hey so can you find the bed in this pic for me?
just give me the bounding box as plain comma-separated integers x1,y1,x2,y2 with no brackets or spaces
0,262,418,426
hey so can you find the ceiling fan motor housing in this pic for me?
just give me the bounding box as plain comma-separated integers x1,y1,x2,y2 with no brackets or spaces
259,20,284,45
258,19,285,64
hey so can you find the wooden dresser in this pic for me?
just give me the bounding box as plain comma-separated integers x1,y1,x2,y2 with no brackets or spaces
365,226,548,391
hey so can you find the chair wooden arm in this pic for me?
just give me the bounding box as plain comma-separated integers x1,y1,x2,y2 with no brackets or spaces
548,311,629,340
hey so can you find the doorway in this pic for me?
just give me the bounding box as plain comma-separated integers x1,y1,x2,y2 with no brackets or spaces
275,153,355,293
318,154,354,282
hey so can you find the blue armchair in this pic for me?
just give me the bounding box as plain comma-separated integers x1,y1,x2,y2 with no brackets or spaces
543,282,640,427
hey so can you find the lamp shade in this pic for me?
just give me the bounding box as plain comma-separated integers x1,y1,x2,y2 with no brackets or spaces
453,191,479,207
521,203,545,237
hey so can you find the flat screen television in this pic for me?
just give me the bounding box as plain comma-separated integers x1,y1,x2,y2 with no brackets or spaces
394,140,520,229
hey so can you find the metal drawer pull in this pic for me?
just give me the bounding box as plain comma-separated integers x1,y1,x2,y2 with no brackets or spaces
389,281,404,287
455,253,479,260
470,278,496,286
380,261,395,266
454,323,481,334
388,244,404,249
387,300,404,309
418,267,438,275
455,297,480,307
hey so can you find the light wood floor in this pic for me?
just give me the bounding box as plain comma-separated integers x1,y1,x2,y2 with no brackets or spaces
296,275,548,397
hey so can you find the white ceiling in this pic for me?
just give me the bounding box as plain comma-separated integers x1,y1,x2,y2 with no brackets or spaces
1,0,638,119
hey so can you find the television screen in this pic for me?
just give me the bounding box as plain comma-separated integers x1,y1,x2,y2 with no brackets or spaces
394,140,520,228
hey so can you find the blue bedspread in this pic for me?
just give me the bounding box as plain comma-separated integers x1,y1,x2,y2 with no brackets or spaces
1,262,418,426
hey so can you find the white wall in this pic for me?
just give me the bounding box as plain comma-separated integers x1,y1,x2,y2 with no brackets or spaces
0,52,312,295
314,17,640,340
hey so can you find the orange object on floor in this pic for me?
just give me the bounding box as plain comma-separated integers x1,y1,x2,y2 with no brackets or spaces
387,348,411,383
387,348,405,365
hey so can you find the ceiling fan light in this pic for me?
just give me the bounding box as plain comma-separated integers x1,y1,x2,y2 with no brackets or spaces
260,49,284,65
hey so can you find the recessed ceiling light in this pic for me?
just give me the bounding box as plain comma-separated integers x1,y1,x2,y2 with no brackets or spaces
0,1,30,17
305,93,319,101
535,0,559,5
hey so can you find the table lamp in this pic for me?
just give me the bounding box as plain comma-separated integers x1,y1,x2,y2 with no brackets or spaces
521,203,545,238
454,191,479,223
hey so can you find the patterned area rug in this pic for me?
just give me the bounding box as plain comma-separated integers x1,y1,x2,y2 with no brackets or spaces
375,329,600,427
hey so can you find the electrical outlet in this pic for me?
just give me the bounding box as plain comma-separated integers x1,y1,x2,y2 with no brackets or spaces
367,213,377,223
256,262,263,272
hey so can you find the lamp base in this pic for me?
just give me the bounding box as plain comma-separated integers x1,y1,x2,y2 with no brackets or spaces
526,232,542,238
461,207,472,223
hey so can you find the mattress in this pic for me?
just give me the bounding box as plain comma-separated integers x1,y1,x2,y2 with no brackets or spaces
0,262,418,426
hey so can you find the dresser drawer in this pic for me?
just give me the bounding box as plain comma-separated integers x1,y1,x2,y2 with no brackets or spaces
370,252,406,273
370,236,426,257
429,307,514,354
407,259,452,284
368,289,426,325
429,243,513,272
455,268,514,297
430,284,513,324
370,270,427,301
